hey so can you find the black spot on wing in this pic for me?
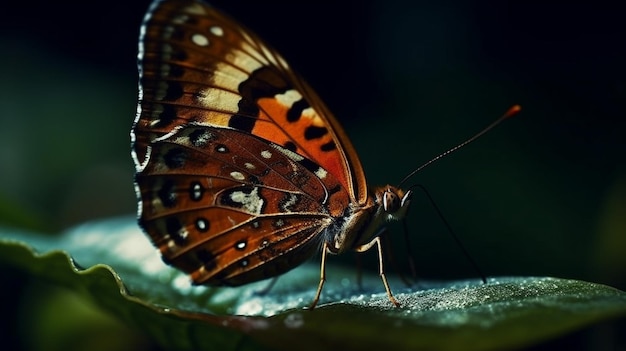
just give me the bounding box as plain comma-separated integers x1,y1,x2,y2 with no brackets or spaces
304,125,328,140
320,141,336,152
165,217,186,245
231,66,292,132
157,179,177,208
163,147,187,169
286,98,309,122
298,157,321,174
196,249,217,271
164,81,184,101
168,64,185,78
156,104,178,128
284,141,297,152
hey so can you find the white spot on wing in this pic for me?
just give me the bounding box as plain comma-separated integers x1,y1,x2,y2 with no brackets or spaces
230,187,264,214
302,107,324,127
189,130,212,147
167,239,177,249
315,168,328,179
183,3,207,15
261,150,272,159
230,171,245,181
244,162,256,170
196,218,207,230
192,183,203,200
192,33,209,46
210,26,224,36
275,90,303,108
281,194,298,212
271,144,303,162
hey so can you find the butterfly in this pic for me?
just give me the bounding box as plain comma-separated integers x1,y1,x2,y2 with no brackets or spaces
133,0,492,309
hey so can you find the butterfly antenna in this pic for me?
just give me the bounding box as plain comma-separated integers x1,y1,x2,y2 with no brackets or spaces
397,105,521,188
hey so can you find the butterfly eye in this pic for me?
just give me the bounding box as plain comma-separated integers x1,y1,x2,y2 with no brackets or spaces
383,188,401,213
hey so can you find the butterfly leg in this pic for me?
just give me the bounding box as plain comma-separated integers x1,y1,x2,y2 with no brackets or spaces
254,276,279,296
355,236,400,307
308,241,329,310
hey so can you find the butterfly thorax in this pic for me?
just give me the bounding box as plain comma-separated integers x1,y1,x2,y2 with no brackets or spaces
328,185,411,254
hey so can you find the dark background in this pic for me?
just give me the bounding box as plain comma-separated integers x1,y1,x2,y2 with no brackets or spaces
1,1,624,349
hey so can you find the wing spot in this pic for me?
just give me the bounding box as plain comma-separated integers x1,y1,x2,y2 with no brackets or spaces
189,129,215,148
272,143,303,161
195,217,210,232
210,26,224,36
315,168,328,179
164,81,184,101
304,125,328,140
196,249,216,271
235,240,247,251
279,193,300,213
261,150,272,159
283,141,297,152
216,144,229,153
165,217,187,245
147,104,177,128
163,147,187,169
157,179,177,208
190,181,204,201
191,33,209,46
230,171,245,181
272,218,285,228
275,89,303,108
240,259,249,267
224,187,265,214
244,162,256,170
320,141,336,152
286,98,310,123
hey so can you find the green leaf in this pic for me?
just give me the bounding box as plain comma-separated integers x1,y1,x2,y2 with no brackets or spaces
1,217,625,351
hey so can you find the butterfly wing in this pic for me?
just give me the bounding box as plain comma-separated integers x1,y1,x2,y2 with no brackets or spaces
137,125,341,284
133,0,367,203
132,0,367,285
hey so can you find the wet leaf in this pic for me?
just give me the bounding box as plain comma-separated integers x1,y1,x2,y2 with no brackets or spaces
1,217,625,351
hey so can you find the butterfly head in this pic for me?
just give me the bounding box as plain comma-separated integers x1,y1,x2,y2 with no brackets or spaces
379,186,412,221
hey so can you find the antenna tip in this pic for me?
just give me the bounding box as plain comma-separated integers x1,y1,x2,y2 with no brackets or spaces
505,104,522,118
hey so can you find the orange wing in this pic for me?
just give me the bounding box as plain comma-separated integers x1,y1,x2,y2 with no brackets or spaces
132,0,368,204
132,0,368,285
